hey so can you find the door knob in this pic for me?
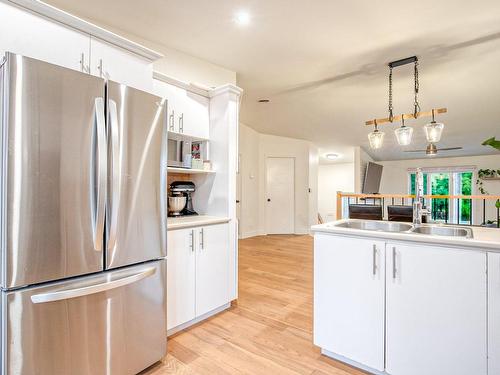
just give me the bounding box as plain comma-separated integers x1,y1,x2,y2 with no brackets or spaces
236,200,240,203
267,198,271,202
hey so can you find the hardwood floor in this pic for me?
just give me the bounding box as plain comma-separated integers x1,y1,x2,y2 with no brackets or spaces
142,235,367,375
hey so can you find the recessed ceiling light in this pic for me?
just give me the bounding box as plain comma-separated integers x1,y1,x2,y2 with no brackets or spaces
234,11,251,26
258,99,270,103
326,153,339,160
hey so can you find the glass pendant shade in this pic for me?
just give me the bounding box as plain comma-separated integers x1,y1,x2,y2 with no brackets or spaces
368,129,385,149
424,121,444,143
394,125,413,146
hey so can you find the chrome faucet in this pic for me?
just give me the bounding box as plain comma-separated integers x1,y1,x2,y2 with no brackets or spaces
413,168,430,225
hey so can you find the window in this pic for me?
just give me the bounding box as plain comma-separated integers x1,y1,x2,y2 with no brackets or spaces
408,168,475,224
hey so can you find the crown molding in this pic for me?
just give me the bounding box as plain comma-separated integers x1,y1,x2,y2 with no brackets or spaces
4,0,163,61
209,84,243,98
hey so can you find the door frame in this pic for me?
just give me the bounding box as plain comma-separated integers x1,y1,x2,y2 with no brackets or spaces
265,156,295,234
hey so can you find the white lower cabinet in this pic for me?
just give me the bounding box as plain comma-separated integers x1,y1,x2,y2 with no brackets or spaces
314,235,385,371
195,224,229,316
386,243,487,375
488,252,500,375
167,223,230,332
166,228,196,330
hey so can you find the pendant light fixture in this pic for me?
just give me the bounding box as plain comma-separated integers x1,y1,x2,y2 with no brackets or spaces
368,120,385,149
364,56,448,150
394,114,413,146
424,109,444,143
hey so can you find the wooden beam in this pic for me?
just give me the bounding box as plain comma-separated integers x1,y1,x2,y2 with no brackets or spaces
336,191,343,220
365,108,447,126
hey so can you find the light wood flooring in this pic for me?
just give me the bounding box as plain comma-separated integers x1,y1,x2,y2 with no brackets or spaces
142,235,366,375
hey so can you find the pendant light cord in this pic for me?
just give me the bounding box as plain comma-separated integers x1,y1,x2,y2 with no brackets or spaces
388,66,394,122
414,61,421,117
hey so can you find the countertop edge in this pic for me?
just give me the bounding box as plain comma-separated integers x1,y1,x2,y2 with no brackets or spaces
311,221,500,251
167,216,231,230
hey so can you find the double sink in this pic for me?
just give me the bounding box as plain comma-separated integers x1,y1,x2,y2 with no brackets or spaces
332,220,473,238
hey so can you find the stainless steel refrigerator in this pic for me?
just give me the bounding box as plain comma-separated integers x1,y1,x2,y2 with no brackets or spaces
0,53,168,374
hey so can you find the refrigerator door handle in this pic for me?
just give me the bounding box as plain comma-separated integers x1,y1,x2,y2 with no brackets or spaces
91,97,107,251
107,99,120,251
30,267,156,304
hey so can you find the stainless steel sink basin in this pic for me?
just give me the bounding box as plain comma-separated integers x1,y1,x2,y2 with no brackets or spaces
334,220,413,233
410,225,473,238
330,220,474,238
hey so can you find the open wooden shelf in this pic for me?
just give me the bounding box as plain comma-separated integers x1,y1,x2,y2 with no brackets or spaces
167,166,215,175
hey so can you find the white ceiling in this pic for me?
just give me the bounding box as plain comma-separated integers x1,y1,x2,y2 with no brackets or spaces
45,0,500,162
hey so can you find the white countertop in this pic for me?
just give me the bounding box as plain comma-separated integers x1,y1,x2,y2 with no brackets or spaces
167,215,230,230
311,219,500,251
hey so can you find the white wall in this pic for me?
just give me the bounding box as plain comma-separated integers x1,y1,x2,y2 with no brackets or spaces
309,146,319,227
238,124,318,237
318,163,355,222
239,124,260,238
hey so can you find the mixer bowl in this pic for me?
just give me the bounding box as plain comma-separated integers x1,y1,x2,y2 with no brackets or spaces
168,196,187,215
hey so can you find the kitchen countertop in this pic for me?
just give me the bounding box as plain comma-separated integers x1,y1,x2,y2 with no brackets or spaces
311,219,500,251
167,215,230,230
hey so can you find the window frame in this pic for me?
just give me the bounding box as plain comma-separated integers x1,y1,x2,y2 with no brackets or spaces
407,166,476,224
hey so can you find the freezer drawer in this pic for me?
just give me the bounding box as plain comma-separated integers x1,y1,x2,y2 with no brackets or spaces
1,260,167,375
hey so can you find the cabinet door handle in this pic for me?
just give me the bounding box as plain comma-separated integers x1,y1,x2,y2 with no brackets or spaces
189,230,194,251
169,110,175,131
372,244,377,276
79,53,89,73
97,58,103,78
392,247,397,279
199,228,204,250
179,113,184,133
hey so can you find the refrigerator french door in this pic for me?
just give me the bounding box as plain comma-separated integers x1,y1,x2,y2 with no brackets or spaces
0,53,167,375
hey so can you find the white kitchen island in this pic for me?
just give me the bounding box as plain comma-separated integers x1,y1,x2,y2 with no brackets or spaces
311,219,500,375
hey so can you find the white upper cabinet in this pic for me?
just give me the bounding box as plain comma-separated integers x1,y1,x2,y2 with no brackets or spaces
386,243,487,375
488,252,500,375
314,234,385,372
183,91,210,139
152,79,209,139
89,37,153,92
0,2,90,73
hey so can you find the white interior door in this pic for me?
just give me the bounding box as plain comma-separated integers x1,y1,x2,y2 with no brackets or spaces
266,157,295,234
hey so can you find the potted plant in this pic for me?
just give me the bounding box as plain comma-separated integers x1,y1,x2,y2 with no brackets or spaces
484,219,498,228
476,169,500,194
482,137,500,151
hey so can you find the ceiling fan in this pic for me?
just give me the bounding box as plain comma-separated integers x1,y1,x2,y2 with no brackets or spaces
404,143,463,156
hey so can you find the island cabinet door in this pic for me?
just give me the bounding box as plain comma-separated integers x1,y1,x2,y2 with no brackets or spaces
314,234,385,371
386,243,487,375
488,252,500,375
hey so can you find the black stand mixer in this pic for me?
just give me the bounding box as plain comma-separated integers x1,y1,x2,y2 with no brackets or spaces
169,181,198,216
